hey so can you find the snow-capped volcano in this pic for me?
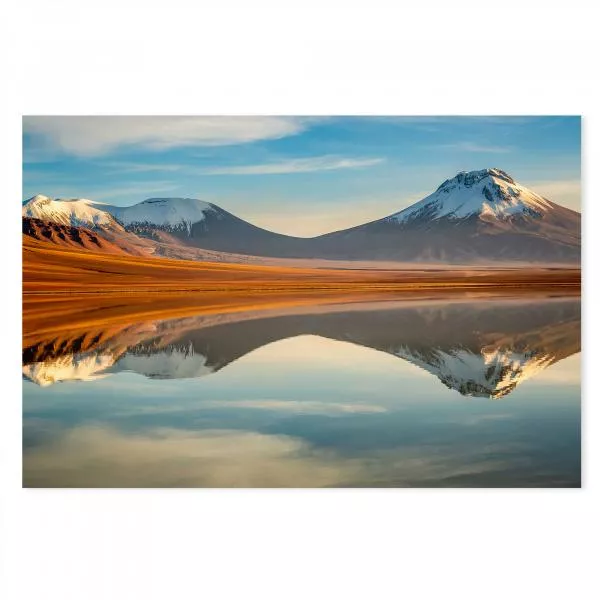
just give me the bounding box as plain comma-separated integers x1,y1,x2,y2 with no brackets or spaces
387,168,553,224
107,197,218,234
22,195,218,235
315,167,581,263
22,194,119,229
22,194,304,256
22,168,581,263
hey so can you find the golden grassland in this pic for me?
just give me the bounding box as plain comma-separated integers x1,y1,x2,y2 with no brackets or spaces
22,236,581,343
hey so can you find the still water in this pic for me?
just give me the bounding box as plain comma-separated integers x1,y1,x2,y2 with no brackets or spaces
22,296,581,487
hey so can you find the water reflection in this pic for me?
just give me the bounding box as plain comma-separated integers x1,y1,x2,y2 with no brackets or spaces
24,297,580,398
22,297,581,487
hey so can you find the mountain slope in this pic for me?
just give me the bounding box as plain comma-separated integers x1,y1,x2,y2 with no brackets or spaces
314,169,581,262
106,197,308,256
22,168,581,263
22,217,157,256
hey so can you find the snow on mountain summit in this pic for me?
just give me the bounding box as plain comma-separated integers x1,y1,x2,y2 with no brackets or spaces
22,194,117,228
106,198,217,234
387,168,554,225
22,195,219,235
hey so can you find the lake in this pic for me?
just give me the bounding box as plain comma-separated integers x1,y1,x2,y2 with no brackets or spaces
22,295,581,487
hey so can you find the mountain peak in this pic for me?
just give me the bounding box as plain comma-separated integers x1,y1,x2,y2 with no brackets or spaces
109,197,217,234
388,168,552,225
22,194,117,228
436,168,515,192
139,197,207,204
27,194,51,202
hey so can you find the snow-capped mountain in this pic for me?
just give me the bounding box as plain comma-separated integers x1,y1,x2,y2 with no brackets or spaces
21,195,217,235
22,194,305,257
315,168,581,262
103,197,307,256
22,194,120,229
22,168,581,263
106,197,218,235
387,168,552,224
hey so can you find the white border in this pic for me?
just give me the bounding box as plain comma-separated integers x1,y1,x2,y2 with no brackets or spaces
2,1,598,599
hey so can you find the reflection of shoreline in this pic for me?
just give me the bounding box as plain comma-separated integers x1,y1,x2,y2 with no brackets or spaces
23,286,580,346
23,296,581,399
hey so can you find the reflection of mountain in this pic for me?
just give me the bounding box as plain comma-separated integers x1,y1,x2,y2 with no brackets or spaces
113,344,216,379
393,347,556,399
22,298,580,398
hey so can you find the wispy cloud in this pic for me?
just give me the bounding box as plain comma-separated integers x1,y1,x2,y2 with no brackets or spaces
433,141,513,153
102,161,184,173
200,155,385,175
23,116,318,156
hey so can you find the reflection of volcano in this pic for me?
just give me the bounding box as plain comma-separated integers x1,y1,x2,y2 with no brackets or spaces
22,298,580,398
393,347,556,399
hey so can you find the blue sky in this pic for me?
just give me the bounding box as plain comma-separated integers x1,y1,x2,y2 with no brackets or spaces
23,116,581,236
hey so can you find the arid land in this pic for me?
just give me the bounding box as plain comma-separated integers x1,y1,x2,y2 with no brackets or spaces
23,235,581,342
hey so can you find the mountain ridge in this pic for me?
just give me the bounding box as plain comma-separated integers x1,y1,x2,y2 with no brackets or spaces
22,168,581,264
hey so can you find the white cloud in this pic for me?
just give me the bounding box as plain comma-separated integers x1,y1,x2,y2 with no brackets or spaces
103,161,184,173
200,155,384,175
23,116,315,156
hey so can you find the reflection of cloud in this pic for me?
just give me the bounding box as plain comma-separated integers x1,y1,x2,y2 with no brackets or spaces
456,414,515,426
109,399,387,419
23,425,549,488
205,399,387,414
23,426,364,488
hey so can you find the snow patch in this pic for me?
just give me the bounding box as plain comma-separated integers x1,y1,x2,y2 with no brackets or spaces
22,195,117,228
386,168,553,225
106,198,217,235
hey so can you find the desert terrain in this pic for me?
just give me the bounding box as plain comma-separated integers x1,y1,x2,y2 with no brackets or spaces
23,235,580,343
